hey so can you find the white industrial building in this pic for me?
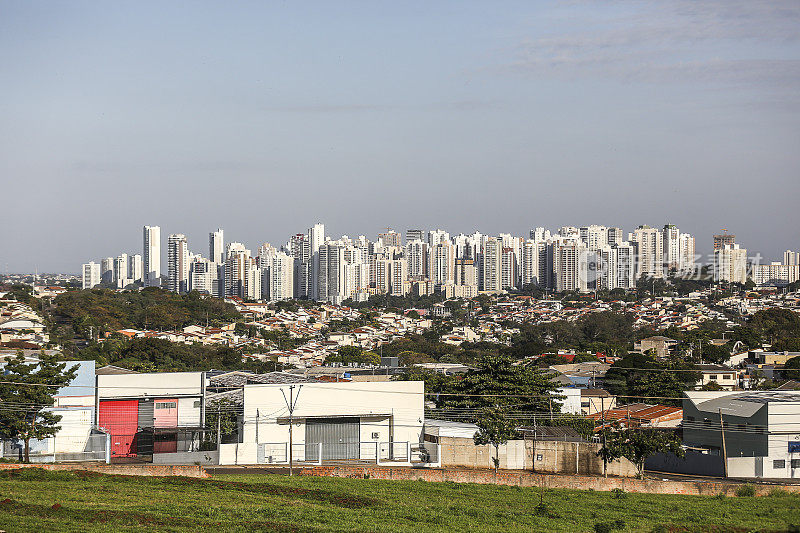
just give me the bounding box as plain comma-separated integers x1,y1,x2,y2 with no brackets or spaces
683,391,800,479
219,380,425,465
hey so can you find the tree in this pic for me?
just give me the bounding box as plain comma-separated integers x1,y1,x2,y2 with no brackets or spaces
603,352,698,404
439,354,563,416
598,428,684,479
783,356,800,381
0,351,77,462
473,406,517,473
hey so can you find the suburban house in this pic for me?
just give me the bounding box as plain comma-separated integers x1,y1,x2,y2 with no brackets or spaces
695,364,739,391
682,390,800,479
580,389,617,416
589,403,683,429
633,336,678,358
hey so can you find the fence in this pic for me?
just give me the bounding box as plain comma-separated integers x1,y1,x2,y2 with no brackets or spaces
1,431,109,464
255,441,422,465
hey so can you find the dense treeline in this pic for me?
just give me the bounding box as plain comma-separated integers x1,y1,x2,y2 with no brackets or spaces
52,288,241,337
74,336,278,373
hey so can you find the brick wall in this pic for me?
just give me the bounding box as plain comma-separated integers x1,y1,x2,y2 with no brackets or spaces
0,463,209,478
297,465,800,496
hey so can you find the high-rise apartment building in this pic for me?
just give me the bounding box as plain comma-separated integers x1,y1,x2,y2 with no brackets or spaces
143,225,161,287
663,224,680,271
406,229,426,244
579,225,608,250
265,252,295,301
209,228,224,264
101,257,114,285
128,254,143,283
224,243,251,297
428,229,450,247
429,241,455,289
631,225,664,279
189,257,215,295
481,238,502,292
606,227,623,247
714,244,748,284
678,234,696,273
82,262,101,289
167,234,190,293
406,240,429,281
713,233,736,251
378,230,402,248
113,254,129,288
308,223,325,300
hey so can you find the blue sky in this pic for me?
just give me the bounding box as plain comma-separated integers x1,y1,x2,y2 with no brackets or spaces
1,1,798,272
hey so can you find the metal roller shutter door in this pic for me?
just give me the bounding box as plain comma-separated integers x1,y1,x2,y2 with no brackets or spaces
305,417,360,461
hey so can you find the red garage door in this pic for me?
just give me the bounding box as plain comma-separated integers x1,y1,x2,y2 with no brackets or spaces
99,400,139,457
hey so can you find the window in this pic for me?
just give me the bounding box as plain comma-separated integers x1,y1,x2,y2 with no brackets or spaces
774,460,786,469
155,402,176,410
193,400,201,408
792,459,800,469
581,402,590,407
710,375,717,381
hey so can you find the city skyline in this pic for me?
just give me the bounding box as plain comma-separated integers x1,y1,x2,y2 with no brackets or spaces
9,219,796,275
2,2,798,272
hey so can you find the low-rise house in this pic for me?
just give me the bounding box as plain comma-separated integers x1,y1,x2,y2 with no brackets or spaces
633,336,678,358
695,364,739,390
589,403,683,429
580,389,617,416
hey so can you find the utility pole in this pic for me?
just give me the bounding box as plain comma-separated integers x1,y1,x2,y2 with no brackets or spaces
719,408,728,478
281,385,303,476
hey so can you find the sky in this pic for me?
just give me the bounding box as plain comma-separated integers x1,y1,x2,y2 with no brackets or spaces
1,1,798,273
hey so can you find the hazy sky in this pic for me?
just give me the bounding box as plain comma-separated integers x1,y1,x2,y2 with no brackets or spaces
1,1,798,273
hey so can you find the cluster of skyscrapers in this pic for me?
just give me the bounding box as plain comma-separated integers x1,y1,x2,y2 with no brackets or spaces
80,222,756,302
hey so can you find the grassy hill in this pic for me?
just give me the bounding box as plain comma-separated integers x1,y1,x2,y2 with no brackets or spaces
1,469,799,532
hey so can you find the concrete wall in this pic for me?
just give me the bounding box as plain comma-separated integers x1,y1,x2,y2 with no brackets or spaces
527,440,637,477
438,437,637,477
152,450,219,465
439,437,526,470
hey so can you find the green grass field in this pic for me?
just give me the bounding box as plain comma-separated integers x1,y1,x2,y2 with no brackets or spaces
1,469,799,532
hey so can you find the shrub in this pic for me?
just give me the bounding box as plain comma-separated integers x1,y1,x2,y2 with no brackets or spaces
769,488,790,497
735,484,756,497
611,488,627,500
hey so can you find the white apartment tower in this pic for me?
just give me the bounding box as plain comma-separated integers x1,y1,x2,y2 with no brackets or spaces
81,262,101,289
663,224,681,271
143,225,161,287
678,234,696,273
481,238,503,292
308,223,325,300
631,225,664,279
101,257,114,285
714,244,748,284
429,241,455,289
113,254,129,288
167,234,190,293
128,254,143,283
209,228,224,264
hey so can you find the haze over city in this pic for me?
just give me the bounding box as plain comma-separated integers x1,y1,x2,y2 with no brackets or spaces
1,1,798,272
